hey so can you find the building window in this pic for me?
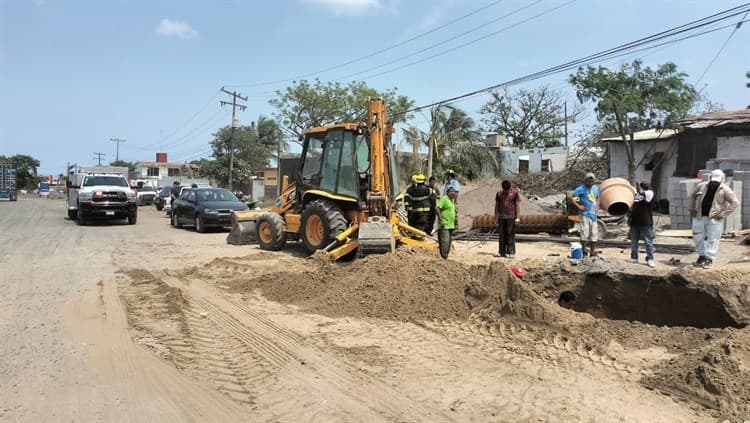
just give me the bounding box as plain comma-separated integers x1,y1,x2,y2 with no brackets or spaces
168,168,180,177
147,167,159,177
518,158,529,174
541,159,551,173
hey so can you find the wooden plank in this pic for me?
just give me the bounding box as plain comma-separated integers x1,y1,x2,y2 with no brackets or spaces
656,229,693,238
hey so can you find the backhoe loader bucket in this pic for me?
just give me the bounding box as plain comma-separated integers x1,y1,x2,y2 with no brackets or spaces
226,210,264,245
358,215,395,255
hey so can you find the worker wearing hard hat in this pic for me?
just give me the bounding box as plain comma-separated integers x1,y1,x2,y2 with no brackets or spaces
405,174,432,233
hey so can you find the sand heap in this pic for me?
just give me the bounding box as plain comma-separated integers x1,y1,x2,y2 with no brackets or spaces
223,249,565,324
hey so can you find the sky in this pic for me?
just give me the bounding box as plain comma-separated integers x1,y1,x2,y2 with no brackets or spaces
1,0,749,177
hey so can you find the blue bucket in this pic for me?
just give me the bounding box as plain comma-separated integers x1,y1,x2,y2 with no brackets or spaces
570,242,583,259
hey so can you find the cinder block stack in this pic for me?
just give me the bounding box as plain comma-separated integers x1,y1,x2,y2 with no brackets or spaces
669,179,700,229
723,179,743,232
732,171,750,229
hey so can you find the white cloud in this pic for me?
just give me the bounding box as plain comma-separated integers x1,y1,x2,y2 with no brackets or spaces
303,0,382,15
155,19,199,40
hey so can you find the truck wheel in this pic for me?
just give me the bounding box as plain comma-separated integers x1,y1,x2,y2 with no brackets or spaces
172,211,183,228
300,199,347,253
68,209,77,220
256,213,286,251
77,209,87,226
128,213,137,225
195,215,206,233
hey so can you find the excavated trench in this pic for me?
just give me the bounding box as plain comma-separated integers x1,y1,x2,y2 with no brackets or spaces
568,273,742,329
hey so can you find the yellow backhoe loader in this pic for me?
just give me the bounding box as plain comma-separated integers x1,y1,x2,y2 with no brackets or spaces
230,98,436,260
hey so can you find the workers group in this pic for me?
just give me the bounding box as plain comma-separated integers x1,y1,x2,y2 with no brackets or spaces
405,170,460,259
412,169,739,268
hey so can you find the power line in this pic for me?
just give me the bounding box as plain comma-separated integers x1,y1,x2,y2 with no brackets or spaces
156,108,231,151
335,0,552,82
695,10,749,88
146,90,221,150
225,0,509,88
395,4,750,117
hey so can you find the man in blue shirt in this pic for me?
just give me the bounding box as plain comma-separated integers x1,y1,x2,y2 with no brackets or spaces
567,172,600,257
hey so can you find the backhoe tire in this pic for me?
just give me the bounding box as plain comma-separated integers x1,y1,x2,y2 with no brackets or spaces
300,199,347,253
256,213,286,251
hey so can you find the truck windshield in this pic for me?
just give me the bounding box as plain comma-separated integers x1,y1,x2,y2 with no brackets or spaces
83,176,128,187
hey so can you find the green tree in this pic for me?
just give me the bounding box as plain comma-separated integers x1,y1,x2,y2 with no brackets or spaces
196,117,278,187
569,60,697,182
402,105,495,179
480,86,582,148
109,160,136,178
0,154,41,190
269,79,414,140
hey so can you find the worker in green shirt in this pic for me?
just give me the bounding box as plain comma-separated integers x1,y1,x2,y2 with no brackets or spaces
436,186,458,259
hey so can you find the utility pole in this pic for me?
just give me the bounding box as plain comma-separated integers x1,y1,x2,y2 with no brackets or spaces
277,131,284,195
564,101,568,147
110,138,126,161
93,152,106,166
220,86,247,191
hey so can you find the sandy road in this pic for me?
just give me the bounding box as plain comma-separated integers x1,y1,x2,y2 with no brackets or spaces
0,197,713,422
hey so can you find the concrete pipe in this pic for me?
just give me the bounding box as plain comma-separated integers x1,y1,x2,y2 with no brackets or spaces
599,177,636,216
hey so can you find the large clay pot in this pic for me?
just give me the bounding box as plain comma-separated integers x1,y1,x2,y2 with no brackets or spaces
599,177,636,216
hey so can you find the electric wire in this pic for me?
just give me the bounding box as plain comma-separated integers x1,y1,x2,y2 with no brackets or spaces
395,5,750,117
338,0,572,82
141,90,221,150
695,10,749,88
225,0,508,88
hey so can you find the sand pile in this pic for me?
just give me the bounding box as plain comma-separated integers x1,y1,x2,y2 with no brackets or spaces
223,249,566,324
642,329,750,419
459,184,545,218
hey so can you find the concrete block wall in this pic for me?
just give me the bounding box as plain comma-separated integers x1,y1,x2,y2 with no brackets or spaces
731,171,750,229
672,174,746,231
705,159,750,171
669,179,699,229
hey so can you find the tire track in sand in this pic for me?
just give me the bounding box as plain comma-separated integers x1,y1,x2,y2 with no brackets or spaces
125,270,453,423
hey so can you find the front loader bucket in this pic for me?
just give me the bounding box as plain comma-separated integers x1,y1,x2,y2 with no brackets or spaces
226,210,263,245
358,216,395,255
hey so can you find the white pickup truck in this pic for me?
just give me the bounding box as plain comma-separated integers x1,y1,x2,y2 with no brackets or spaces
66,172,137,225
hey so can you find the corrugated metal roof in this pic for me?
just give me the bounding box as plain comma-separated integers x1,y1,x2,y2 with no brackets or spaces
602,128,680,142
678,108,750,129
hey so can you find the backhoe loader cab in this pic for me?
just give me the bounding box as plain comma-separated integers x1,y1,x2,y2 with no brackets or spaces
253,99,434,259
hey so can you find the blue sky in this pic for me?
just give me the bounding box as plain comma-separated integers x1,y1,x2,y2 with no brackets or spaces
1,0,748,176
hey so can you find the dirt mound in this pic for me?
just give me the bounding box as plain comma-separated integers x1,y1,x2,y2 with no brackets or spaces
642,329,750,419
226,249,479,321
459,184,545,218
221,250,573,327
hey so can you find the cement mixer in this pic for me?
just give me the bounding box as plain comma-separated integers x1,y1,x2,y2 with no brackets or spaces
598,177,637,216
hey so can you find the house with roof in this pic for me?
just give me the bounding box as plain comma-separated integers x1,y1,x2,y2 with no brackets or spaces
133,153,199,188
603,109,750,231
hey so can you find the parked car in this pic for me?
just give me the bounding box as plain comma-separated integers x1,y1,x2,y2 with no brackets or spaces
134,185,157,206
154,186,171,211
171,188,249,232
